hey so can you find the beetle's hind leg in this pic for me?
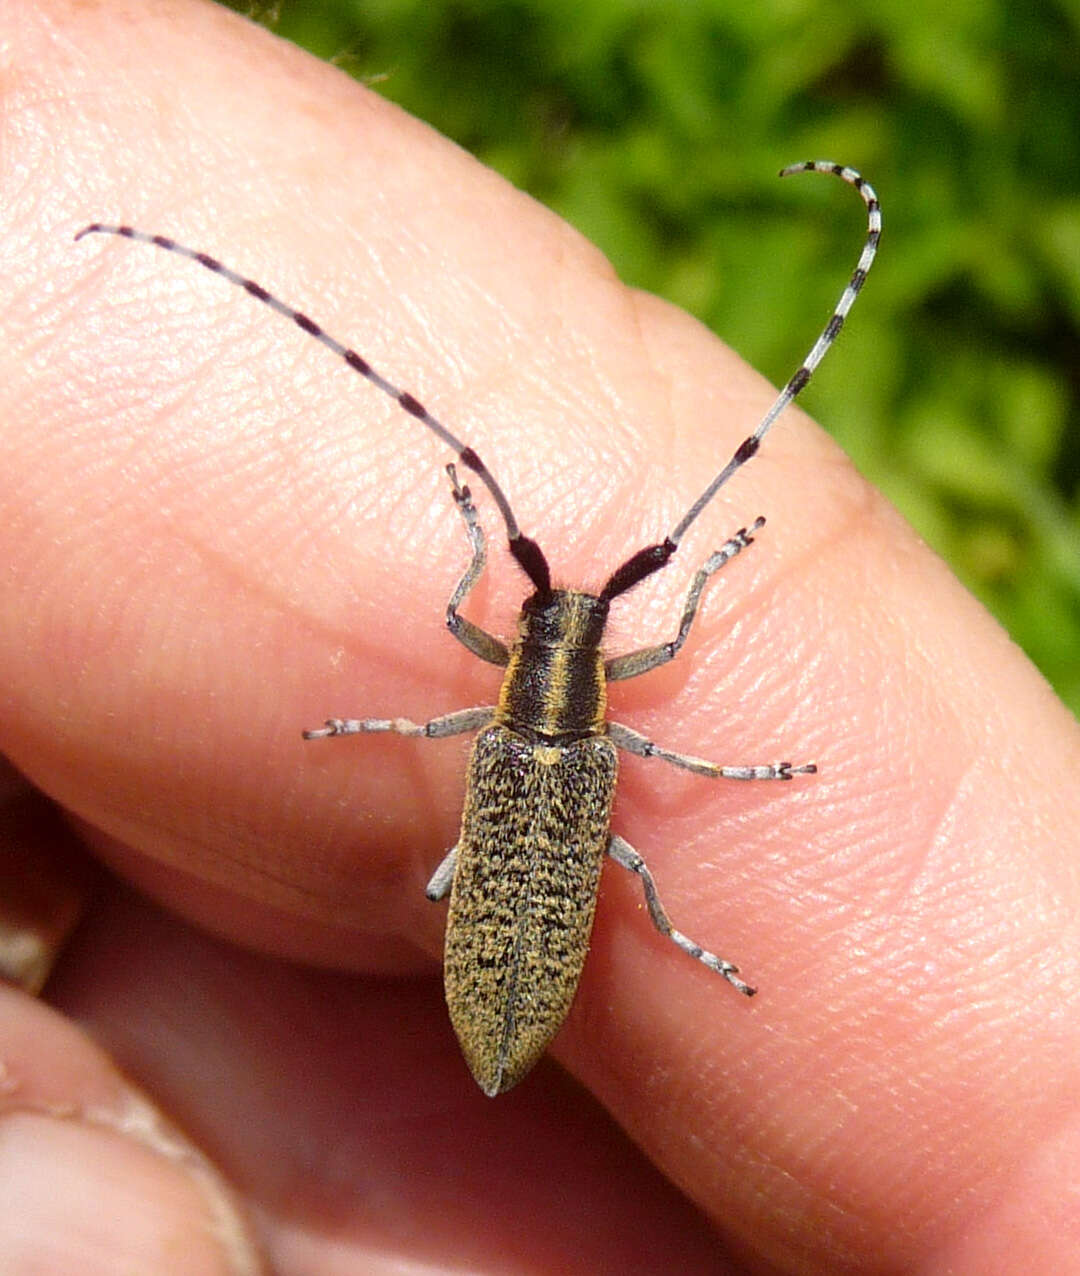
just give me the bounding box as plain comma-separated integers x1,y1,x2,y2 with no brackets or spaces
608,721,815,780
607,834,755,995
425,845,458,901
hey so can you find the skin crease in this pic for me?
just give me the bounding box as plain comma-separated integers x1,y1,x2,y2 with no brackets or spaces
2,2,1080,1273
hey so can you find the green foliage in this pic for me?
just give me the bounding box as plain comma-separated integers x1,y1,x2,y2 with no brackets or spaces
226,0,1080,714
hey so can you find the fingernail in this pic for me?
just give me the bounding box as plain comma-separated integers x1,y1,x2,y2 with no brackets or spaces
0,1112,257,1274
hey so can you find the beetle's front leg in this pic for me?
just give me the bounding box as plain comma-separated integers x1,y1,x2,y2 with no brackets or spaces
605,517,764,682
444,464,509,667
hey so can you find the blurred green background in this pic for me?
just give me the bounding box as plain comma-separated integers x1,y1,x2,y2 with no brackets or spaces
226,0,1080,715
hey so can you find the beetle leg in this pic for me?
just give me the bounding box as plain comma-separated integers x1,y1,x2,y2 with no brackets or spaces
444,464,510,667
607,834,754,995
425,845,459,901
303,706,494,740
607,721,814,780
604,517,764,682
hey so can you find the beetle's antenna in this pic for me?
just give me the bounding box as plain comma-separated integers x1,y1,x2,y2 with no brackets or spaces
73,223,553,598
600,161,880,602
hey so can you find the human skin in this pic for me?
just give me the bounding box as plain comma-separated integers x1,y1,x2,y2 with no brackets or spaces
1,3,1079,1273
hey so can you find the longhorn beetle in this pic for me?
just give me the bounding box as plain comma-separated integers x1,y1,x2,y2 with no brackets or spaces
77,160,880,1096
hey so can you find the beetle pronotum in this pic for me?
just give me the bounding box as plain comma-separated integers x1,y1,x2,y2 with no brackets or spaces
77,160,880,1095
